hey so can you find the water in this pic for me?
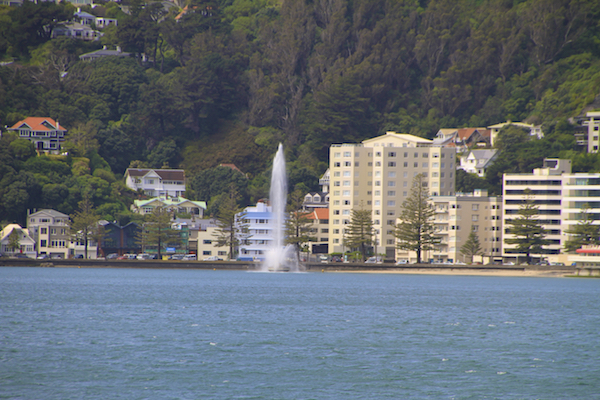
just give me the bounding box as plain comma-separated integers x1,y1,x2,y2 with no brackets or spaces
1,267,599,399
262,143,300,272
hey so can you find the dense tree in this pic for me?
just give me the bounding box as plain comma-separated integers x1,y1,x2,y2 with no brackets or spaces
344,203,374,262
70,195,103,259
504,190,551,264
395,174,440,263
212,187,248,259
138,206,180,259
8,229,20,253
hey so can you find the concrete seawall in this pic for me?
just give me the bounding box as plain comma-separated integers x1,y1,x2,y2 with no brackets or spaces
0,258,578,276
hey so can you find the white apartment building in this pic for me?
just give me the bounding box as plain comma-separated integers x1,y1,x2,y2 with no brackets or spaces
426,189,502,264
124,168,186,197
584,111,600,153
502,158,600,263
238,201,273,261
328,132,456,259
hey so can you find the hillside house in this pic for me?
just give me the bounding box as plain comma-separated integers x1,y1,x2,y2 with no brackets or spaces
8,117,67,154
458,149,498,177
125,168,186,197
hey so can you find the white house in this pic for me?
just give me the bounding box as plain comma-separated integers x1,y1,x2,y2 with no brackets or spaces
458,149,498,177
0,224,36,258
125,168,186,197
132,196,207,217
51,22,103,41
488,121,544,146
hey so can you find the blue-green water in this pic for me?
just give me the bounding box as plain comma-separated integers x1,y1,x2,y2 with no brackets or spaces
1,267,598,399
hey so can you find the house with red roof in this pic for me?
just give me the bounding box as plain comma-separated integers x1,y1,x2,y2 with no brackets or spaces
8,117,67,154
305,208,329,255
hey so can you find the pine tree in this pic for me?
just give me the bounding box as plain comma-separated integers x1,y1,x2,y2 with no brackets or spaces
8,228,20,253
284,189,312,261
504,190,551,264
212,186,249,260
345,203,374,262
70,195,103,259
394,174,440,263
564,204,600,253
138,206,180,259
461,227,482,264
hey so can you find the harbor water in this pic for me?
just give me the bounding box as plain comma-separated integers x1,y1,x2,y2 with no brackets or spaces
1,267,598,399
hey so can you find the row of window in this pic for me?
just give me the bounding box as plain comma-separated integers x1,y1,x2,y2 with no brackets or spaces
334,151,451,158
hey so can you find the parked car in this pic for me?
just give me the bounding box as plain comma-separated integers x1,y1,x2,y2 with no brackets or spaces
106,253,118,260
203,255,222,261
169,254,185,260
365,256,383,264
37,254,49,260
319,255,329,264
396,259,409,264
136,254,152,260
74,254,84,259
182,254,197,261
116,255,129,260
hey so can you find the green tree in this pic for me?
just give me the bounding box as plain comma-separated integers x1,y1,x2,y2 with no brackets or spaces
70,195,102,259
395,174,440,263
284,189,312,261
8,228,21,253
212,187,248,259
344,203,374,262
460,227,482,264
504,190,551,264
564,204,600,253
138,206,180,259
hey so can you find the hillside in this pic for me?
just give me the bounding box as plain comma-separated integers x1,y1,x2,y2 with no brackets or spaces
1,0,600,225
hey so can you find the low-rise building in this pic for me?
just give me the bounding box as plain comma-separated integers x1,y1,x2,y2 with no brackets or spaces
125,168,186,197
97,221,140,257
27,209,71,259
132,196,206,217
8,117,67,154
305,208,329,256
488,121,544,146
458,149,498,177
0,224,36,258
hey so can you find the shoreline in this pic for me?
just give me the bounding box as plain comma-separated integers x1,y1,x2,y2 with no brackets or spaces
0,258,586,277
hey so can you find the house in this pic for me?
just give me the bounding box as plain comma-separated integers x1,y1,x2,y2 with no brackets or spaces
132,196,207,217
73,10,118,28
180,218,229,260
51,22,103,41
79,46,130,61
27,209,71,259
125,168,186,197
488,121,544,146
0,224,36,258
305,208,329,255
303,192,329,210
433,128,492,151
458,149,498,177
97,221,141,256
8,117,67,154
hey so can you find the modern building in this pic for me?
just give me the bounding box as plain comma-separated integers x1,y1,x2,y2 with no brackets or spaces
27,209,71,259
8,117,67,154
424,189,502,264
125,168,186,197
186,218,229,260
328,132,457,258
502,158,600,263
238,201,274,261
583,111,600,153
0,224,36,258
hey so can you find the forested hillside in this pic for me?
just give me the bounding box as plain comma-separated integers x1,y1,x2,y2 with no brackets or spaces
1,0,600,225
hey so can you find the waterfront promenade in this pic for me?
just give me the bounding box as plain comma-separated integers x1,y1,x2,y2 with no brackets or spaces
0,258,577,277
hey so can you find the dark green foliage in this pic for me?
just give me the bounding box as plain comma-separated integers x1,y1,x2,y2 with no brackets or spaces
188,166,249,208
460,228,482,264
564,204,600,253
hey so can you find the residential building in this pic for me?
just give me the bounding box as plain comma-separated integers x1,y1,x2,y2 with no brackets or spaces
424,189,502,264
187,218,229,260
79,46,130,61
51,22,103,41
8,117,67,154
0,224,36,258
125,168,186,197
328,132,457,259
238,201,273,261
73,10,118,28
132,196,206,217
502,158,600,263
27,209,71,259
458,149,498,177
583,111,600,153
488,121,544,146
302,169,330,210
433,128,492,152
97,221,140,257
305,208,329,255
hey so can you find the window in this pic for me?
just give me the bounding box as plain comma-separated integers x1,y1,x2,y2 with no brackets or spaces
388,191,396,196
387,220,395,225
41,227,47,234
203,240,212,244
387,201,396,206
343,171,351,177
40,240,47,247
376,152,381,157
472,204,479,211
388,172,396,178
334,181,340,186
334,162,341,167
334,171,340,177
344,200,351,205
343,151,351,157
472,215,479,221
388,162,396,167
344,161,351,167
334,210,340,215
388,152,396,157
343,180,350,186
414,162,418,167
203,251,211,255
404,162,408,167
388,181,396,187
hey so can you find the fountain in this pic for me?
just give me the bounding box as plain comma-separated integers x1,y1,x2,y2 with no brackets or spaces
261,143,302,272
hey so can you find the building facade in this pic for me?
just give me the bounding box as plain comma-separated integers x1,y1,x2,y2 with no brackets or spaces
425,190,502,264
502,158,600,263
584,111,600,153
125,168,186,197
238,201,273,261
8,117,67,154
27,209,71,258
0,224,36,258
328,132,457,258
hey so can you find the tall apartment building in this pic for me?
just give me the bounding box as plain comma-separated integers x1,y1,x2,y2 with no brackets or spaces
426,190,502,264
502,158,600,262
328,132,456,258
584,111,600,153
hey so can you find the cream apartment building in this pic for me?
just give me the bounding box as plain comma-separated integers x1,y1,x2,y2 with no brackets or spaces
328,132,456,259
423,189,502,264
